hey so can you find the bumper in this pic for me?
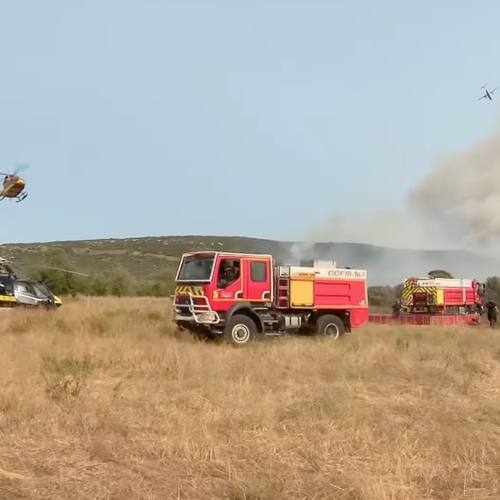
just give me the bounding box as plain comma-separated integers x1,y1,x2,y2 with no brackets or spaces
172,293,221,325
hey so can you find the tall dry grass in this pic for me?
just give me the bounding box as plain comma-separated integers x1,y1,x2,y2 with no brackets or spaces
0,297,499,499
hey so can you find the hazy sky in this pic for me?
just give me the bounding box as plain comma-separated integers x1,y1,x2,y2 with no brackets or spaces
0,0,499,244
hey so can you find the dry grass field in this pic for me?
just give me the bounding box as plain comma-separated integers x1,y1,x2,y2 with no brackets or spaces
0,297,500,499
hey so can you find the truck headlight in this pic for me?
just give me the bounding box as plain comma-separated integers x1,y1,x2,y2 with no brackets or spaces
198,312,216,322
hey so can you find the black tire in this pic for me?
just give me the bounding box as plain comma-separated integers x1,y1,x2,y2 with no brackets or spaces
224,314,258,345
316,314,345,339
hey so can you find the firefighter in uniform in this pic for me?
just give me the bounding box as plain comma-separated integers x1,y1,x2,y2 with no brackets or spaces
218,261,239,287
392,300,402,318
485,300,498,327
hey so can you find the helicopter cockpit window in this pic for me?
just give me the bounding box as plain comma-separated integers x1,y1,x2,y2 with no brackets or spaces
31,282,52,299
16,284,29,294
15,281,43,298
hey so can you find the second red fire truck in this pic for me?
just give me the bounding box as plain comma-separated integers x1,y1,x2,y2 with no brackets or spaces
369,275,486,326
172,251,369,344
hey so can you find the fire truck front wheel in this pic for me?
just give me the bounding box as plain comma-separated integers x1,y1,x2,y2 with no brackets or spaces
224,314,258,344
316,314,345,339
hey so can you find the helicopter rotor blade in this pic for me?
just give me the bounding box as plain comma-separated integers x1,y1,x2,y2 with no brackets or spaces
0,162,31,177
41,266,90,277
0,256,90,277
13,162,30,175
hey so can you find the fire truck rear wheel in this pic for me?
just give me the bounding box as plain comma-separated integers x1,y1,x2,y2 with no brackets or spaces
316,314,345,339
225,314,258,344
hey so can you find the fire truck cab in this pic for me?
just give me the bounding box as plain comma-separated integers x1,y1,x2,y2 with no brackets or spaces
172,251,369,344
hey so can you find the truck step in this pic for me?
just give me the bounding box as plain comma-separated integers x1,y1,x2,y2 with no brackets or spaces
259,313,279,324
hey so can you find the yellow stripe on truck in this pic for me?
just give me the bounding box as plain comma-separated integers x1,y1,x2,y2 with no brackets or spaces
401,285,438,305
174,285,204,296
400,286,413,305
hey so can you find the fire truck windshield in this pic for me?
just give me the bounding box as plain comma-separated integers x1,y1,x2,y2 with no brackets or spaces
177,255,215,281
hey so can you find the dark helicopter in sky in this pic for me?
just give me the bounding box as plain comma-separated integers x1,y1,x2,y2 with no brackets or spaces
479,84,498,101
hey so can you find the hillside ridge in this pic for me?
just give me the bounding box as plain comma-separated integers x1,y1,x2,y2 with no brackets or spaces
0,235,499,286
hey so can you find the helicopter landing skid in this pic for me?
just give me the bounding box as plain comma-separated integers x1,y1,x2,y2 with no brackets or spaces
16,193,28,203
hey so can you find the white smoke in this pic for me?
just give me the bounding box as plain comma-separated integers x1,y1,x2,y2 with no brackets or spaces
290,115,500,261
408,126,500,251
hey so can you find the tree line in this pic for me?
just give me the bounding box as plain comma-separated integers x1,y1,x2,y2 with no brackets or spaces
22,251,500,306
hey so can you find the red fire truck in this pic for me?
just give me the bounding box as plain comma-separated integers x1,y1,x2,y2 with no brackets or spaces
369,275,486,326
172,251,369,344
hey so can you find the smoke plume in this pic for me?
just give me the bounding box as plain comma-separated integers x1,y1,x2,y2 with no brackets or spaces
408,125,500,250
291,116,500,256
287,116,500,281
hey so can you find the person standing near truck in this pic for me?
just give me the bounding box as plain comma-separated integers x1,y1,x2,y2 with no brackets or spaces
392,300,402,318
485,300,498,327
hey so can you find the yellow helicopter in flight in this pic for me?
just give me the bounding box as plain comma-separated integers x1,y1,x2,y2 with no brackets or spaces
0,163,30,202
